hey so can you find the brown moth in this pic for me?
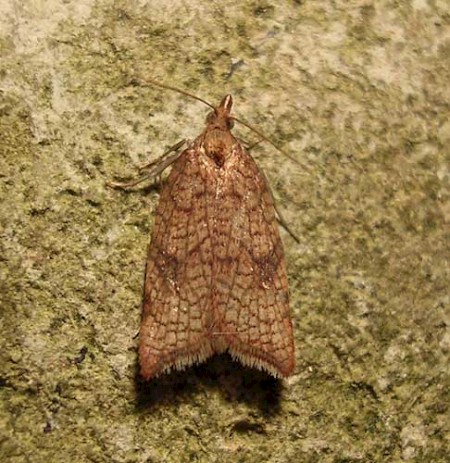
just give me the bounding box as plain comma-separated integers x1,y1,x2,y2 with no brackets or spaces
114,86,295,379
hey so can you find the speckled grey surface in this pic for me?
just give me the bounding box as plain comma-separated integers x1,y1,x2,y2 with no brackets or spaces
1,1,448,462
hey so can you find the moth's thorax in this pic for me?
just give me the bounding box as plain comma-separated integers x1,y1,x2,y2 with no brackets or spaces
202,94,235,167
202,127,236,167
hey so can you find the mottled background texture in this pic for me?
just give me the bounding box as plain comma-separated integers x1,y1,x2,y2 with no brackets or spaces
0,1,448,462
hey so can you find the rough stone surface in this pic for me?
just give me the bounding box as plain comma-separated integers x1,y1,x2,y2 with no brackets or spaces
0,1,448,462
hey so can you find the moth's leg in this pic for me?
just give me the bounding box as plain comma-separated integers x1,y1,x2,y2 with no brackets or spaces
244,137,264,151
138,139,186,171
107,139,186,189
260,169,300,244
273,200,300,244
236,137,264,152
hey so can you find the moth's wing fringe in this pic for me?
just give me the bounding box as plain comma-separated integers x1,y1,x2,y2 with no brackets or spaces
228,348,286,378
140,342,215,379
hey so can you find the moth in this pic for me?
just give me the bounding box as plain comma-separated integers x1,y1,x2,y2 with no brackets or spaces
112,81,296,379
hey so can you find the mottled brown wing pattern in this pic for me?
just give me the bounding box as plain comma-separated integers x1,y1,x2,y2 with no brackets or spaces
139,146,215,379
211,144,295,377
136,92,295,379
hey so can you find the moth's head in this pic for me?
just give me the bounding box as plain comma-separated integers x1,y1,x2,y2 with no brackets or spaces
205,94,235,131
202,95,237,166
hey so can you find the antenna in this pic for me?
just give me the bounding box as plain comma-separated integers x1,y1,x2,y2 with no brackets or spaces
129,78,215,110
231,116,299,165
129,78,299,165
